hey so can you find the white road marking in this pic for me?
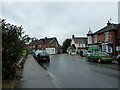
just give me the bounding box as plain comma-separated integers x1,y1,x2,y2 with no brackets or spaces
47,71,63,88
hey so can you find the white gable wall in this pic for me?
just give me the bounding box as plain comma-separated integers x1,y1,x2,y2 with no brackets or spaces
71,39,86,49
45,48,56,54
71,39,78,48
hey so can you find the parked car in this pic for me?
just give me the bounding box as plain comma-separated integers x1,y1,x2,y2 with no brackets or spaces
86,51,113,63
37,52,50,63
116,55,120,64
83,51,93,57
32,50,43,60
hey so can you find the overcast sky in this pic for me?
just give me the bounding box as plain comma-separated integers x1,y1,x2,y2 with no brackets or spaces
0,1,119,45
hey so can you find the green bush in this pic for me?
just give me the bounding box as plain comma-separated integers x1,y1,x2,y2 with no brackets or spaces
1,19,30,79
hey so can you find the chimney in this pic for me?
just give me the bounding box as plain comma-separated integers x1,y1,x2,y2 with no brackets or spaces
45,37,47,41
107,21,111,26
72,35,74,39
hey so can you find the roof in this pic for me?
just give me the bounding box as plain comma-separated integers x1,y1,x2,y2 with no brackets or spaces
28,37,57,46
39,37,56,45
73,37,87,44
94,24,118,34
28,40,39,46
88,29,93,34
67,45,76,50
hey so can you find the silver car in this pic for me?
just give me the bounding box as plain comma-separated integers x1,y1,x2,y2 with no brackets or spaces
83,51,93,57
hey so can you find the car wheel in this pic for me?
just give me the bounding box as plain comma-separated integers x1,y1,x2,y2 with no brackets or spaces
47,59,50,63
98,59,101,63
117,57,120,63
34,56,37,60
86,57,90,61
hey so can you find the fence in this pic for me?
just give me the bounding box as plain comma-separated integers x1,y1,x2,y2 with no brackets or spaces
15,56,26,78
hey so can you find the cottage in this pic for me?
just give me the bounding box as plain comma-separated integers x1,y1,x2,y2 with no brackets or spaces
87,21,120,56
67,35,87,54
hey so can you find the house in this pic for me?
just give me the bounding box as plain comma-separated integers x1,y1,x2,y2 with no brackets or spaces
67,35,87,54
87,21,120,56
27,37,61,54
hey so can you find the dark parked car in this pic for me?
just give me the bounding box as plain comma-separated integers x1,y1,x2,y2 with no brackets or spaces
37,52,50,63
32,50,43,60
86,51,113,63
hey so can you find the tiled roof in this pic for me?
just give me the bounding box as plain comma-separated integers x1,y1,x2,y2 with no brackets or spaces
28,40,39,46
68,45,76,49
28,37,56,46
116,23,120,28
94,24,118,34
73,37,87,44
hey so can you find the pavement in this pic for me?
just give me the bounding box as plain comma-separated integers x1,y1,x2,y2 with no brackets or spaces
17,54,56,88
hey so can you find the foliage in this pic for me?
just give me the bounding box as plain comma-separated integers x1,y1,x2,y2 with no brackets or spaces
62,38,71,53
1,19,30,79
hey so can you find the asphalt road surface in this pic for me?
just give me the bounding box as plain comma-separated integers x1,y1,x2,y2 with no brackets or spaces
40,54,119,88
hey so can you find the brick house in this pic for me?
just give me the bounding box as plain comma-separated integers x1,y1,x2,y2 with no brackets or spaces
87,21,120,56
27,37,61,54
67,35,87,54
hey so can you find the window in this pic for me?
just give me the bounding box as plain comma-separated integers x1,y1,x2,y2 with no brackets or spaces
105,32,109,41
88,36,92,44
52,49,54,52
82,44,84,47
102,45,106,52
82,44,85,47
108,46,112,53
94,35,97,43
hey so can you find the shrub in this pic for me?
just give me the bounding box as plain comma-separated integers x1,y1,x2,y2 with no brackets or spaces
1,19,30,79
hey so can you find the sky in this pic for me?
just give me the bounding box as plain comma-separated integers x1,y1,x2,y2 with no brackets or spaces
0,0,119,45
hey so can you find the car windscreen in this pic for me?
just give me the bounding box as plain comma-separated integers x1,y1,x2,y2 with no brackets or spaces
40,52,49,56
92,52,100,55
35,50,43,55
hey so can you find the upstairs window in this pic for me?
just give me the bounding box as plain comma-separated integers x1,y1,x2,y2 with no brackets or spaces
94,35,97,43
88,36,92,44
105,32,109,41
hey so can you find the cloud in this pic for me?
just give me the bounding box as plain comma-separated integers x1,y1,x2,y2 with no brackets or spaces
1,2,118,44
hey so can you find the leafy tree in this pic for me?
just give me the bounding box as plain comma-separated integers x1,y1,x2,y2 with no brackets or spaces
62,38,71,53
1,19,30,79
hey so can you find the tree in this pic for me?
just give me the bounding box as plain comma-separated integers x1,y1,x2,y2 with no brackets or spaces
62,38,71,53
1,19,30,79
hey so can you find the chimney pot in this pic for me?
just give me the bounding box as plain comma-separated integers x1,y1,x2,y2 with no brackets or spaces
107,21,111,26
72,35,74,39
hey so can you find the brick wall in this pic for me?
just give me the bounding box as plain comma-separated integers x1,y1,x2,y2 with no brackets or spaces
41,44,50,48
109,31,114,43
97,33,104,42
117,28,120,40
91,31,115,44
92,36,94,43
50,39,59,53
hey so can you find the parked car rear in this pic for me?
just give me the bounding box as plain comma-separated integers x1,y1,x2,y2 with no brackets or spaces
37,52,50,63
86,51,113,63
32,50,43,60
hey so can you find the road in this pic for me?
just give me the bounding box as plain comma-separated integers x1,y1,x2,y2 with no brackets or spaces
40,54,118,88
